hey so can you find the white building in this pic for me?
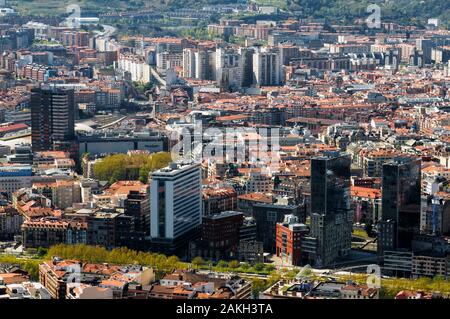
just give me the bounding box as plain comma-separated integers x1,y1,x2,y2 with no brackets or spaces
0,165,33,196
182,48,196,78
150,162,202,241
117,54,151,83
253,50,281,86
156,51,183,73
182,48,213,80
0,8,16,16
22,22,49,40
215,47,243,91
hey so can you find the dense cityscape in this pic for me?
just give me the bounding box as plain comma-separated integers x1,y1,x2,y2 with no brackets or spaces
0,0,449,304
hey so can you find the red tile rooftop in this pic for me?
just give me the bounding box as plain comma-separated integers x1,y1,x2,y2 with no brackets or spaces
351,186,382,199
216,114,249,122
237,192,272,203
105,181,148,196
286,117,341,125
203,187,236,198
0,123,28,133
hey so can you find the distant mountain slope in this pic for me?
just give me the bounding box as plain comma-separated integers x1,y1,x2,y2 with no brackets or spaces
9,0,449,27
287,0,449,25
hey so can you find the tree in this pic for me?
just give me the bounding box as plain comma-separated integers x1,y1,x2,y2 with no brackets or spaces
216,260,228,268
229,260,240,269
240,262,250,270
251,279,267,298
93,152,172,183
36,247,48,258
44,244,188,273
265,264,276,272
253,263,265,272
191,257,204,268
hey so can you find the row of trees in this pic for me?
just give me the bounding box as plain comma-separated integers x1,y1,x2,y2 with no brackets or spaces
339,273,450,298
191,257,277,274
92,152,172,183
45,244,187,274
0,255,41,280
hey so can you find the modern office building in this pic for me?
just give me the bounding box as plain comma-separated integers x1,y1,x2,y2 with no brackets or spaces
30,87,75,153
309,151,353,267
378,157,422,255
150,162,202,253
7,144,33,165
77,131,167,158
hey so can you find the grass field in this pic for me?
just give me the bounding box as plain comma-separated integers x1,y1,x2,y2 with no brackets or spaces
352,228,371,239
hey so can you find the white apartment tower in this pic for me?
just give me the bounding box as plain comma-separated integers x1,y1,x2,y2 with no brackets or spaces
182,48,196,78
253,50,281,86
182,48,210,80
215,47,243,91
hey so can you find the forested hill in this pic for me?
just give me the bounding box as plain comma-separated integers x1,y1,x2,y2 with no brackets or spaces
286,0,449,26
9,0,449,27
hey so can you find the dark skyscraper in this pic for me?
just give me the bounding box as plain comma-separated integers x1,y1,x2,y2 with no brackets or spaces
309,151,353,267
311,151,352,215
31,87,75,152
378,157,422,255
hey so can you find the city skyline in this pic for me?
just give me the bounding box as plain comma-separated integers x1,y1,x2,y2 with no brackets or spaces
0,0,449,306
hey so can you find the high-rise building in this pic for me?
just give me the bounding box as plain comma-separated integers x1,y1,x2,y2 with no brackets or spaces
239,47,255,87
31,87,75,153
182,48,214,80
416,38,436,64
409,49,424,68
215,47,243,91
378,157,421,255
384,48,400,71
309,151,353,267
253,50,281,86
182,48,196,78
150,162,202,253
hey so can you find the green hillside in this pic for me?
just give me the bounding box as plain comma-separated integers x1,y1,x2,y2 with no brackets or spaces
8,0,450,28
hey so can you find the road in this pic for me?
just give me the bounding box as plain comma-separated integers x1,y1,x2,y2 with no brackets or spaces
101,24,116,37
92,24,116,38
